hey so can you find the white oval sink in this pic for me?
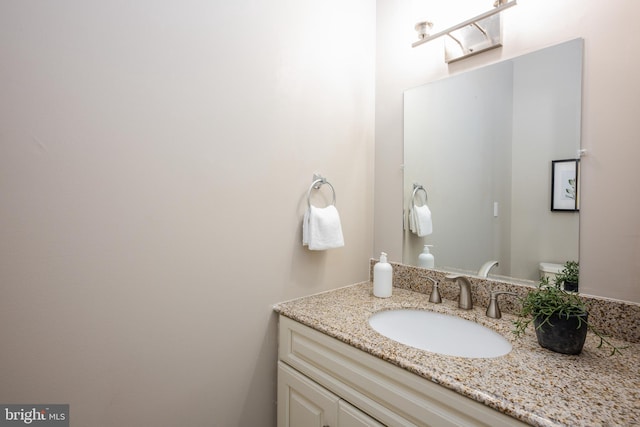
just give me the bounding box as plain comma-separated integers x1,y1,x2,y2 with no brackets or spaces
368,309,512,358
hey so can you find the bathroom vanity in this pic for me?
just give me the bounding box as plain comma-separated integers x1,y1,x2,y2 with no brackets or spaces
277,312,526,426
274,275,640,426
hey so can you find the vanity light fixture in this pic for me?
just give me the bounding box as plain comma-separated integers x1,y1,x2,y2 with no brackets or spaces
413,0,517,63
415,21,434,40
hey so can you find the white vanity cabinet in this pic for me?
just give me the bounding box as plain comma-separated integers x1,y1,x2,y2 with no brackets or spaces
277,315,528,427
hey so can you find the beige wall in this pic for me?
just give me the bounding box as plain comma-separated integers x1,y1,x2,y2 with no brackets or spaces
0,1,375,426
375,0,640,302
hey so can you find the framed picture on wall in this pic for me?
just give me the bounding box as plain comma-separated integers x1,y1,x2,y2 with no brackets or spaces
551,159,580,211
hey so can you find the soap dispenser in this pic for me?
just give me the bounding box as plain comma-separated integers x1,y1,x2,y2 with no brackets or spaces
373,252,393,298
418,245,435,268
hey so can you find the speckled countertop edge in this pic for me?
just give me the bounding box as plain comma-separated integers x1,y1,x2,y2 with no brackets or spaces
274,282,640,427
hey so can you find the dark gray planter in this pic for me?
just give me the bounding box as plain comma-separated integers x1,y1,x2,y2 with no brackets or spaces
533,311,588,355
564,281,579,292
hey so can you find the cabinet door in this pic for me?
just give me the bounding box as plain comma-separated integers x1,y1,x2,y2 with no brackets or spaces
278,362,339,427
338,401,386,427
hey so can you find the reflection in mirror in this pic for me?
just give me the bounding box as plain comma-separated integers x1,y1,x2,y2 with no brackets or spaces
403,39,583,283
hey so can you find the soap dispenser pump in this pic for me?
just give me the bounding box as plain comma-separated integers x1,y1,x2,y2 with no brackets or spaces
373,252,393,298
418,245,435,268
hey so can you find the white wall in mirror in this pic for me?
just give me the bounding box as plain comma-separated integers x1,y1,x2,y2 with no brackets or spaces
404,60,513,275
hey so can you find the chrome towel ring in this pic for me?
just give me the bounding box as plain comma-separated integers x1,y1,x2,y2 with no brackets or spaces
307,174,336,208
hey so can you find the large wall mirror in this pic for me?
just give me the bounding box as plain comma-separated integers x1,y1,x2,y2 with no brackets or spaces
403,38,582,283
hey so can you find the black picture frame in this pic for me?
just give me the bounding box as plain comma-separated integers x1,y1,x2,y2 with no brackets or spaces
551,159,580,211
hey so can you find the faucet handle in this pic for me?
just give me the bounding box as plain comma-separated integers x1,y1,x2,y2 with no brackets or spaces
426,278,441,304
486,291,518,319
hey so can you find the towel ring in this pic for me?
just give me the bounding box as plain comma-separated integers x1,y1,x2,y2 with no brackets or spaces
307,177,336,208
411,184,428,207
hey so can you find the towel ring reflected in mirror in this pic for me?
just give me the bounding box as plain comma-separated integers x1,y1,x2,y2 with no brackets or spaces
307,178,336,208
411,184,428,207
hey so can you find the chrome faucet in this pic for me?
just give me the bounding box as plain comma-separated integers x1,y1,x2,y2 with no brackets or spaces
445,274,473,309
486,291,518,319
478,260,499,278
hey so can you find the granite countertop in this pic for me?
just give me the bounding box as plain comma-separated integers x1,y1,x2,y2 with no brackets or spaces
274,282,640,427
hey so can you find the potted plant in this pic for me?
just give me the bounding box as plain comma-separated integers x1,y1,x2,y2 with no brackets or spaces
555,260,579,292
513,277,622,355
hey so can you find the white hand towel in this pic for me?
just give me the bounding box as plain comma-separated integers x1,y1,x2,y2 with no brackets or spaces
413,204,433,237
303,208,310,246
408,207,416,233
303,205,345,250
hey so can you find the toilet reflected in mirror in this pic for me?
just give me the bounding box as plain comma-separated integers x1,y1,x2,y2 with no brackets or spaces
539,262,563,283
